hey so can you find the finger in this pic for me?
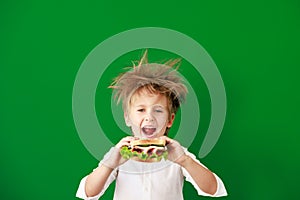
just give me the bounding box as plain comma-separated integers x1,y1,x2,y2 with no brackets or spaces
121,136,135,142
128,136,139,141
159,136,169,140
160,136,173,144
116,136,138,148
116,138,131,148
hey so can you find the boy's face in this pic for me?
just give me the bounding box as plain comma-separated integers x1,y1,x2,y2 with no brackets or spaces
124,89,175,138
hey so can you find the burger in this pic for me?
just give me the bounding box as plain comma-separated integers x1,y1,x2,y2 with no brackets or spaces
120,138,168,162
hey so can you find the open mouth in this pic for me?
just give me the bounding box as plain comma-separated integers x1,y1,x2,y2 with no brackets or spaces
141,127,156,136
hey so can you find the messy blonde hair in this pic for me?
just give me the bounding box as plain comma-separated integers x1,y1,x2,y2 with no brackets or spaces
109,50,188,115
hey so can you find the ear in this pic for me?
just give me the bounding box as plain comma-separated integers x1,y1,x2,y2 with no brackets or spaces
167,113,175,128
124,112,131,127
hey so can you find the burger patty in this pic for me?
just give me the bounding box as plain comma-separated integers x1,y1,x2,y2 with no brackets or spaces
132,146,166,156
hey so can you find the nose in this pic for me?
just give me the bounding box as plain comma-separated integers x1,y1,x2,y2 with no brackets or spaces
145,118,153,122
145,113,154,122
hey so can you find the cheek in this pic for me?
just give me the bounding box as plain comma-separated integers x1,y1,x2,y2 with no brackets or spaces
129,114,142,124
155,114,169,126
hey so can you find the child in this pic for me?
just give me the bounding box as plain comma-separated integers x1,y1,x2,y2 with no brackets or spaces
76,51,227,200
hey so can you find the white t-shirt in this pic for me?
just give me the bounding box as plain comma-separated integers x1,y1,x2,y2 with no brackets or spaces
76,148,227,200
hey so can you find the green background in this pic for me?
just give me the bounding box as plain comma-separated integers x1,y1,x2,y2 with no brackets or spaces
1,0,299,199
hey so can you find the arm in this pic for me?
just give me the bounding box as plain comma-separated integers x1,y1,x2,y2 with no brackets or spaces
76,160,117,199
85,165,114,197
162,136,226,196
84,136,137,197
176,155,217,195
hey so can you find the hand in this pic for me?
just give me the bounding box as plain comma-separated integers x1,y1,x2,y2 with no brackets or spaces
101,136,137,169
160,136,185,163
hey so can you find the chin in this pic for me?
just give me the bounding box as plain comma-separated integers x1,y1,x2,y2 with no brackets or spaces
142,135,156,139
143,133,165,139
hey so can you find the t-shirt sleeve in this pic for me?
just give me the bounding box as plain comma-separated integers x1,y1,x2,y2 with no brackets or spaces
76,149,118,200
182,149,228,197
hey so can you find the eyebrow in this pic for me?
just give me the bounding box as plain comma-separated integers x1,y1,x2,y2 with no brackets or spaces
134,104,166,108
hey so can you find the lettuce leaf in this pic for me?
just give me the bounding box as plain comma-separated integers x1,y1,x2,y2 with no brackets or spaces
119,146,168,162
120,146,132,159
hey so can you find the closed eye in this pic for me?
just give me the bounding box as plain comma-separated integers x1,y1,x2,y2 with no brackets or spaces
153,106,165,113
